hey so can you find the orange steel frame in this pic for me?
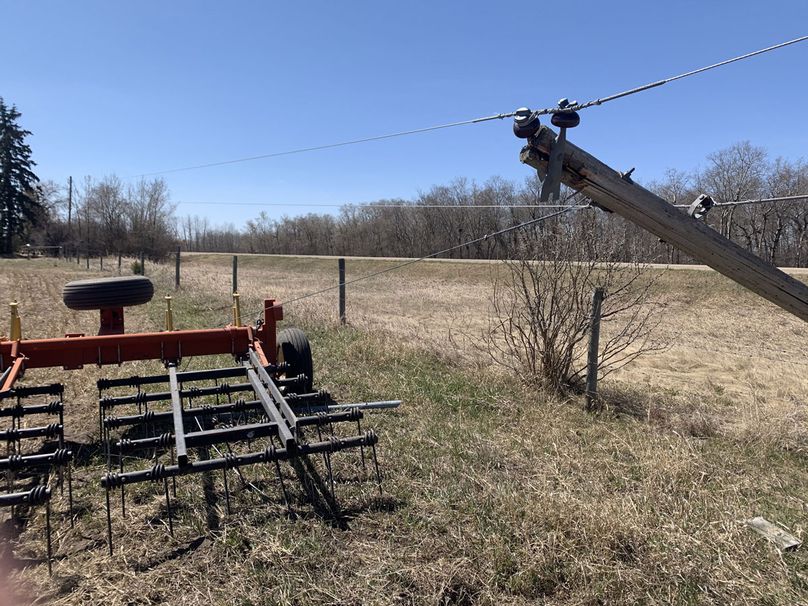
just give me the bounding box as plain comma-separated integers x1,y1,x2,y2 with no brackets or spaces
0,299,283,393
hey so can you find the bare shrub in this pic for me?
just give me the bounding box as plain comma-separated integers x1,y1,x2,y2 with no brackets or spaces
482,211,665,394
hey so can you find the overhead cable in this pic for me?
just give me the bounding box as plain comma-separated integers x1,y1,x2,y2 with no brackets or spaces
136,35,808,177
241,205,582,318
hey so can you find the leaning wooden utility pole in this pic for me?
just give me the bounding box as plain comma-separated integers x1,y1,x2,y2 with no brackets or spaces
518,125,808,324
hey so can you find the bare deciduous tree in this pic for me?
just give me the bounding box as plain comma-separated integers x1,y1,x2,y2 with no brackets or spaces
481,211,664,394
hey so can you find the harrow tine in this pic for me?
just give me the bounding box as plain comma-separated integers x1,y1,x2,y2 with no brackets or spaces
170,448,177,497
98,387,104,441
222,468,231,515
105,485,113,555
163,477,174,538
67,463,74,528
314,422,335,497
273,458,291,514
223,441,249,489
356,416,367,471
46,498,52,576
370,438,383,496
299,455,343,525
118,445,126,517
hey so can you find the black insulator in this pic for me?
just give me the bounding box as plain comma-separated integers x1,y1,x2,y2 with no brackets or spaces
550,111,580,129
513,111,541,139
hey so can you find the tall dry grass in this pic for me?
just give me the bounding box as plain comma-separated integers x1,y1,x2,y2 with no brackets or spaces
2,255,808,604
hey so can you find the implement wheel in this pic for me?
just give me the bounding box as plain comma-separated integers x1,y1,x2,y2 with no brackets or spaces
63,276,154,310
277,327,313,394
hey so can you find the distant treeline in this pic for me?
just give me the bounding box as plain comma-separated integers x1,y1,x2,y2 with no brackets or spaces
30,141,808,266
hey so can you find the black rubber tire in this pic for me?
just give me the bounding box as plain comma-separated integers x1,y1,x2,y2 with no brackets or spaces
277,327,314,394
62,276,154,310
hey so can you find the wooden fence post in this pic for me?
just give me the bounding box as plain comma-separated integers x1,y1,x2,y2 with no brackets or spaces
585,287,605,411
232,255,238,294
99,256,103,271
140,252,145,276
85,254,89,270
339,258,346,325
118,253,122,275
175,247,181,289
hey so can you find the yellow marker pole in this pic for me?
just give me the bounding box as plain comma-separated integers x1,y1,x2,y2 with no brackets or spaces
164,295,174,332
232,293,242,327
9,302,21,341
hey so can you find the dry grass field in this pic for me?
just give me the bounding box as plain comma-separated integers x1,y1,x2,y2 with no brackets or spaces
2,253,808,605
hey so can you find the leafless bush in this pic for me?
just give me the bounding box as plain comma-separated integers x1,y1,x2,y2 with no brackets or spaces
482,212,665,394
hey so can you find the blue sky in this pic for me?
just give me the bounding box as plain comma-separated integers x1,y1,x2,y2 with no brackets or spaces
2,1,807,225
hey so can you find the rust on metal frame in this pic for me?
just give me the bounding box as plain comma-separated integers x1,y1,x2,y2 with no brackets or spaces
0,356,25,392
0,299,284,375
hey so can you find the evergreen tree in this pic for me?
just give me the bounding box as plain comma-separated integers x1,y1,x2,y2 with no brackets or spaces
0,97,41,255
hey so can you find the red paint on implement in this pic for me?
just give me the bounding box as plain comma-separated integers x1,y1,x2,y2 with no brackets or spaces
0,356,25,391
0,298,284,374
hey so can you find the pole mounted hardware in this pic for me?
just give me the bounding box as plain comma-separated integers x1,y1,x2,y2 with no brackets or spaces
688,194,715,220
541,99,581,203
516,123,808,324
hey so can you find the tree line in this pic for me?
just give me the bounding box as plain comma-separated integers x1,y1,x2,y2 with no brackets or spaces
3,95,807,265
177,142,808,267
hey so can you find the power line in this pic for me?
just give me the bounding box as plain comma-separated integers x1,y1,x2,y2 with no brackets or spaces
135,35,808,177
243,206,581,317
562,35,808,113
673,194,808,208
134,112,515,178
176,193,808,211
176,201,587,209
